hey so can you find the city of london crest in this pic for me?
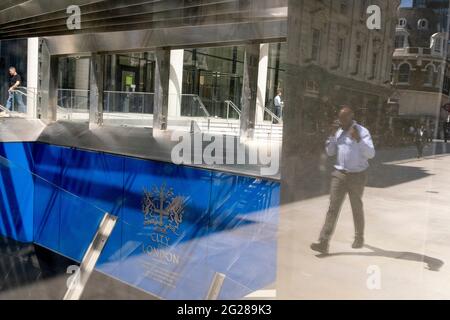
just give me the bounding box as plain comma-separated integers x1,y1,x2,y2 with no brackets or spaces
142,184,188,236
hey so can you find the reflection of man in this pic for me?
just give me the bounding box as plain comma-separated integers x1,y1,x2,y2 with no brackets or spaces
274,89,283,122
444,121,450,143
5,67,25,112
311,106,375,254
415,125,426,158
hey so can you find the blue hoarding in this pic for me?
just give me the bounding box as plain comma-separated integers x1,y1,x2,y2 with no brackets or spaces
0,142,279,299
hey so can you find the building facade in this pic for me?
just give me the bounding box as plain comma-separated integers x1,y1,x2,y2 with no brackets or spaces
283,0,399,152
392,5,450,134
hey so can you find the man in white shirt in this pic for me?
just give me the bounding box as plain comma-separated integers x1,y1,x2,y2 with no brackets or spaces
311,106,375,254
273,89,283,123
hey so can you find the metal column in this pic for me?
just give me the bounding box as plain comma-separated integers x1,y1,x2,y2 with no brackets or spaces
153,48,170,132
89,54,105,129
240,44,260,140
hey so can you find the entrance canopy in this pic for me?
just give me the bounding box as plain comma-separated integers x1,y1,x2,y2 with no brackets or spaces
0,0,287,53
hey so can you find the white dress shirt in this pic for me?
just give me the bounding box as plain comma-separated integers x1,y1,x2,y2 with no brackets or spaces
325,122,375,173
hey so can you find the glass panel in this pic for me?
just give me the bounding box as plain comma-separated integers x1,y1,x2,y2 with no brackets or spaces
102,91,154,127
0,154,110,299
57,89,90,121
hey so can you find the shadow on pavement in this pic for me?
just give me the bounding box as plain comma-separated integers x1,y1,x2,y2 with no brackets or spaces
367,163,433,188
316,244,444,271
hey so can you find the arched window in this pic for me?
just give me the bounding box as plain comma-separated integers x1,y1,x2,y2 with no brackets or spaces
418,19,429,30
398,64,411,84
398,18,407,27
424,65,435,86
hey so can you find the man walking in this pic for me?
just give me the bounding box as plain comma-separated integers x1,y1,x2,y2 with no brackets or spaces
273,89,283,123
311,106,375,254
414,124,426,158
5,66,25,112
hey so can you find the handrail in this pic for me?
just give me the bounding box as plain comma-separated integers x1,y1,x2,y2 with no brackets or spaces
192,95,211,118
57,105,70,113
103,90,153,95
225,100,241,120
4,87,34,115
264,106,282,124
58,88,89,93
0,104,10,114
15,86,36,98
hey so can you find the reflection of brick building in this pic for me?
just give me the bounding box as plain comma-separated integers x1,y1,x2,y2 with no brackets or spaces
285,0,400,147
391,5,449,134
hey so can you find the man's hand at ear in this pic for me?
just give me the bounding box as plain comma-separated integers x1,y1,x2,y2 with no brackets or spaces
349,125,361,143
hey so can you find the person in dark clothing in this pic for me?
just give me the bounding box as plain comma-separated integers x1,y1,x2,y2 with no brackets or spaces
415,125,426,158
5,66,25,113
444,122,450,143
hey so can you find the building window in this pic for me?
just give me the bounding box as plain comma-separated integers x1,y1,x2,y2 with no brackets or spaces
395,35,407,48
398,18,407,27
433,37,443,54
340,0,348,15
415,0,427,8
398,63,411,84
305,80,319,93
355,45,362,74
371,53,378,79
336,38,345,68
360,0,367,18
311,29,321,62
390,64,395,83
425,65,435,86
418,19,429,30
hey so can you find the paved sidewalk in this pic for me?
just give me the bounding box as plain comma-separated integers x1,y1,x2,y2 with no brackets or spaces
277,142,450,299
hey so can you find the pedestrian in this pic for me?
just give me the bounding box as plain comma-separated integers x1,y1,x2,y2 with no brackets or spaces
273,89,283,123
409,125,416,143
415,125,426,158
444,121,449,143
311,106,375,254
5,66,26,113
429,127,434,143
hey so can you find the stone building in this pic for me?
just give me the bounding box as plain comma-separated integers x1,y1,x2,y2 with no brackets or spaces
391,4,450,133
283,0,400,149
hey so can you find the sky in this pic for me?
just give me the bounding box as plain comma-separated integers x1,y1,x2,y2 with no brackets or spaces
400,0,413,7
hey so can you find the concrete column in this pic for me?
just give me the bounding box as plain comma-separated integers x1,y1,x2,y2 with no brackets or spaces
89,54,105,129
47,56,59,122
256,43,269,124
168,49,184,118
277,0,315,299
37,39,57,122
240,44,260,140
153,48,170,131
26,38,39,118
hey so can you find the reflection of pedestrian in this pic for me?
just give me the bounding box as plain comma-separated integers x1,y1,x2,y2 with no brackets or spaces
273,89,283,123
311,106,376,254
444,122,450,143
428,128,434,143
409,125,416,143
415,125,426,158
5,66,25,113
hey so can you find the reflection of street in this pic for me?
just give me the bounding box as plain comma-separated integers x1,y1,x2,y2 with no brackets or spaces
278,142,450,299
